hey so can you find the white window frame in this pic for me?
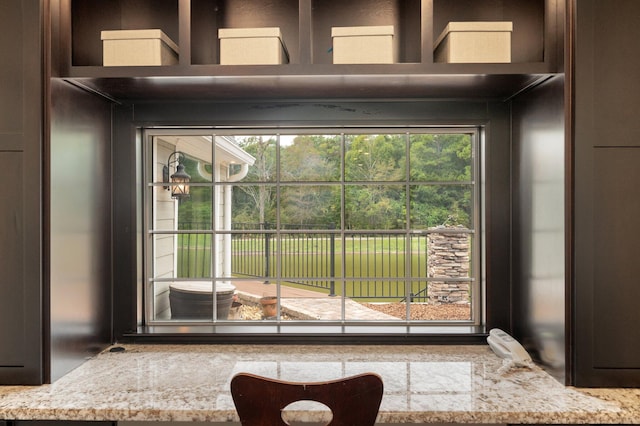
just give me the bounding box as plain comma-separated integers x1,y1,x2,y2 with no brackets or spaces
141,127,484,334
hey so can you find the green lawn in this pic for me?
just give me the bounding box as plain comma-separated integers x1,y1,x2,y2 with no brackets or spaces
177,234,463,302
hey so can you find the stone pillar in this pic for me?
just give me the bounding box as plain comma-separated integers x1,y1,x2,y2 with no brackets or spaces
427,226,470,304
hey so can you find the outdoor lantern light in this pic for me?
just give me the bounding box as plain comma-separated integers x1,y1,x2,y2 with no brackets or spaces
163,151,191,200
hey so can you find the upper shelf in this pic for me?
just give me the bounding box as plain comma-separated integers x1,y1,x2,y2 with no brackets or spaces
65,72,553,103
60,0,560,101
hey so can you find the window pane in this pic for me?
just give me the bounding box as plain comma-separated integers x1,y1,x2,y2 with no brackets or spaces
231,184,277,228
152,234,180,279
409,184,472,229
178,186,212,230
177,232,213,278
150,280,172,321
344,279,406,302
409,134,472,182
152,186,177,231
280,232,341,282
231,232,273,280
345,134,406,182
409,233,429,279
343,234,406,279
154,135,214,184
280,185,340,227
415,230,473,307
408,294,472,320
234,135,277,183
146,128,479,327
280,135,341,182
181,153,213,184
345,184,406,230
346,287,404,321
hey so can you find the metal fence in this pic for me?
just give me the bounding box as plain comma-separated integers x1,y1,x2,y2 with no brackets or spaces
231,222,339,294
177,222,430,301
176,221,212,279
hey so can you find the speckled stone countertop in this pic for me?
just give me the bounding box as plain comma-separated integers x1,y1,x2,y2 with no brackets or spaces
0,345,638,424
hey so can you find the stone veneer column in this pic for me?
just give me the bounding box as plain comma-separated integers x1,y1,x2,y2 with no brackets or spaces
427,226,470,304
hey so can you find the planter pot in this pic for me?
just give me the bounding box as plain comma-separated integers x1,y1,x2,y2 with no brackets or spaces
169,281,236,320
259,296,278,319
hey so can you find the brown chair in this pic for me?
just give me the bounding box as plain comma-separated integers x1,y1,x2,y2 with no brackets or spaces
230,372,384,426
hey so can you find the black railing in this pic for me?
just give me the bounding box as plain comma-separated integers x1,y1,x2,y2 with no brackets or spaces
177,222,430,301
177,222,212,278
231,222,338,295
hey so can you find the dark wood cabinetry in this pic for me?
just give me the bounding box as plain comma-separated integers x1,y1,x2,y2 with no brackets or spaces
0,0,44,385
591,151,640,369
59,0,559,101
67,0,553,67
3,0,639,388
572,0,640,387
71,0,180,67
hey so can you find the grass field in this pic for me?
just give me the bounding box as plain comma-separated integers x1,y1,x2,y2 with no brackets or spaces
177,234,469,302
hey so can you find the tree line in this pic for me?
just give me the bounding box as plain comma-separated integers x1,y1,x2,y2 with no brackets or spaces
179,133,473,230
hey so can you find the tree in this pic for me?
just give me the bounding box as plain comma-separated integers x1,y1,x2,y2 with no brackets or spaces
409,134,472,227
344,134,406,229
279,135,341,226
234,136,277,224
229,132,474,229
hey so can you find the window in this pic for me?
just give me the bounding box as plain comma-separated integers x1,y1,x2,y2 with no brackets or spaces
144,128,482,333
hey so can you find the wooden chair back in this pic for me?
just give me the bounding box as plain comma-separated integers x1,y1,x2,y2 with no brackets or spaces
230,372,384,426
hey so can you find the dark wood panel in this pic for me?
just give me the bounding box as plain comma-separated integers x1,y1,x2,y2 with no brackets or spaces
0,135,24,152
511,75,566,381
66,72,549,102
112,105,138,338
311,0,421,64
71,0,121,66
49,79,113,382
591,0,640,147
0,0,43,385
113,99,512,339
0,152,26,366
191,0,300,65
62,0,557,70
432,0,546,63
0,0,24,136
217,0,299,64
71,0,179,66
572,0,595,388
190,0,219,65
572,0,640,387
483,101,512,331
129,99,492,125
592,148,640,369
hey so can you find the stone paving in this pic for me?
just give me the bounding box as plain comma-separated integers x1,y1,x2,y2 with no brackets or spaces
233,280,398,321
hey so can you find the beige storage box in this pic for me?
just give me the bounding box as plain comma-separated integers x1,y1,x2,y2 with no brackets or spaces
218,27,289,65
331,25,395,64
434,22,513,63
101,29,179,66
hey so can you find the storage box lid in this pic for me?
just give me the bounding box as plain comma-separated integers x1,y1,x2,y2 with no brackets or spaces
218,27,283,39
331,25,395,38
100,29,178,53
434,21,513,49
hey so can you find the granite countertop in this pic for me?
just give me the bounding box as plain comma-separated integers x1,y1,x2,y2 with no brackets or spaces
0,344,638,424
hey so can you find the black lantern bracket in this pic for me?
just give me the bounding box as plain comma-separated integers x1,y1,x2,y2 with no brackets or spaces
162,151,191,200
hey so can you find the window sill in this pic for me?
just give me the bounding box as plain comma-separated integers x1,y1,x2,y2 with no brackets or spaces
123,324,488,345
